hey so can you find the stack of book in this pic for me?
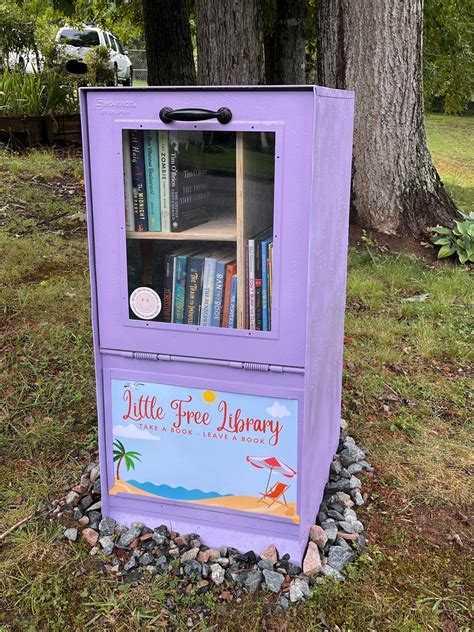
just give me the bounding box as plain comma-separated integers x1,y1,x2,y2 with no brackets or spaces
246,229,273,331
161,248,238,328
124,129,210,233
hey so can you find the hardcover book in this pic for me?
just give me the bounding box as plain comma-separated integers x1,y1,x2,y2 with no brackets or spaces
221,261,237,328
122,131,135,231
169,131,210,232
129,129,148,232
172,247,200,324
261,236,273,331
211,253,234,328
143,130,161,231
200,255,218,327
184,254,204,325
248,239,256,329
228,274,238,328
162,254,173,322
159,131,171,232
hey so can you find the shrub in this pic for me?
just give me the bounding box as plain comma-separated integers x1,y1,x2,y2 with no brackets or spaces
0,69,78,117
431,213,474,264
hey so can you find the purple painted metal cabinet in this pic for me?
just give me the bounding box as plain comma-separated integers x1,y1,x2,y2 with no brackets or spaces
80,86,354,562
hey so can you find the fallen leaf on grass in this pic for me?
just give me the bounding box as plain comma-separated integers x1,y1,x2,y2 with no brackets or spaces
401,293,430,303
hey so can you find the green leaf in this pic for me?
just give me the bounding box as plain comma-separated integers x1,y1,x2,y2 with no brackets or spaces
431,236,450,246
113,439,125,453
437,245,455,258
458,251,468,264
124,455,136,471
431,225,452,235
126,451,141,458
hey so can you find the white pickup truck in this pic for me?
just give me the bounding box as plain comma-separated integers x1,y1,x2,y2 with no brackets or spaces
56,25,133,86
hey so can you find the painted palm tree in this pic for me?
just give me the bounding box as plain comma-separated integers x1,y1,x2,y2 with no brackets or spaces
113,439,142,481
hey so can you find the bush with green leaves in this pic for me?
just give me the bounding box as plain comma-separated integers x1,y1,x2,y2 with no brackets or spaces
0,68,78,116
431,213,474,264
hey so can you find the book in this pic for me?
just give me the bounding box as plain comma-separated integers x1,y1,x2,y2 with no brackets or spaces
169,130,210,232
228,274,237,328
143,130,161,231
162,254,173,322
248,239,256,329
159,131,171,232
184,254,205,325
221,261,237,328
267,242,273,330
200,255,218,326
129,129,148,232
172,247,197,324
122,131,134,231
261,236,273,331
211,254,234,328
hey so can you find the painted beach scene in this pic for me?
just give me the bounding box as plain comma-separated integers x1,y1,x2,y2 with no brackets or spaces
109,379,299,523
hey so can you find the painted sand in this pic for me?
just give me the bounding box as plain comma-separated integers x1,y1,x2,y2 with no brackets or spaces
109,479,299,524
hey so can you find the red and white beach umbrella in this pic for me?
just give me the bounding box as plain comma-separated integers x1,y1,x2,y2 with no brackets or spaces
246,456,297,493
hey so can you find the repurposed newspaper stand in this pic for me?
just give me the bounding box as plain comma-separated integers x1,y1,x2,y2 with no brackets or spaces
80,86,354,562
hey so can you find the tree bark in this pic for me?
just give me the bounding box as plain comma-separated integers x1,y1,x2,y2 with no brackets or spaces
142,0,196,86
196,0,264,85
317,0,457,238
273,0,307,84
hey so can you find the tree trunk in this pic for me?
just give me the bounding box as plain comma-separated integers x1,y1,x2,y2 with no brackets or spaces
317,0,457,238
142,0,196,86
196,0,264,85
116,457,123,481
264,34,277,84
273,0,307,84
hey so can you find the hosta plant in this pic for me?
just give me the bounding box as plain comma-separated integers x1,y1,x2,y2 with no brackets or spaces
431,212,474,264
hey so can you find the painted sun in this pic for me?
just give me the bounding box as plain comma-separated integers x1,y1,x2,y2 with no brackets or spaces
202,390,216,403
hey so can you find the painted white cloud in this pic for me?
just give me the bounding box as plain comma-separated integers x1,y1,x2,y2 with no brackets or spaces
266,401,292,418
113,424,161,441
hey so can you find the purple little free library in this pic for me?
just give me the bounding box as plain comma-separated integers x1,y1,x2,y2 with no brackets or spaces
80,86,354,562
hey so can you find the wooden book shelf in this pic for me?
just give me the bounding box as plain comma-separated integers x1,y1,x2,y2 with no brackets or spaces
126,132,274,330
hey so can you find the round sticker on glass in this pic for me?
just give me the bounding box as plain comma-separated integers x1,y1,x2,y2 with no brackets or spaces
129,287,161,320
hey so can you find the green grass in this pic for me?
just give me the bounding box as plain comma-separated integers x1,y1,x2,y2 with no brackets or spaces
0,118,473,630
426,113,474,211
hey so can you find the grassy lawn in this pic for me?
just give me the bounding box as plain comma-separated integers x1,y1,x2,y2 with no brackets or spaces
0,117,473,630
426,113,473,211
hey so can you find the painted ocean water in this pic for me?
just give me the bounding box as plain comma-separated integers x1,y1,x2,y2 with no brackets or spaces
127,480,232,501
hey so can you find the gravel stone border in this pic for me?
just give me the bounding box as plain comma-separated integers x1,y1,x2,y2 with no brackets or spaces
39,419,372,608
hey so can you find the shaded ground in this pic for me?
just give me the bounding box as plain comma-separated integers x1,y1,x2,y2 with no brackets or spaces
0,115,473,630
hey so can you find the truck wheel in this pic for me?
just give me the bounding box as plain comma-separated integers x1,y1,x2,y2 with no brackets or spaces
123,67,133,87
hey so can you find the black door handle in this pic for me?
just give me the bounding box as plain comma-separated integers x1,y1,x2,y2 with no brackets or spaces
159,107,232,124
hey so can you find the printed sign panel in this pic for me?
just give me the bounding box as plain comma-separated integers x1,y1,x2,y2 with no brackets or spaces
110,379,299,523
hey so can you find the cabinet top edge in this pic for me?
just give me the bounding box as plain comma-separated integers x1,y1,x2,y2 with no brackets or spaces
79,85,354,99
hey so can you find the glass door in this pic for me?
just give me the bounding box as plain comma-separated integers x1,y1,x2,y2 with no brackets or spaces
123,128,276,332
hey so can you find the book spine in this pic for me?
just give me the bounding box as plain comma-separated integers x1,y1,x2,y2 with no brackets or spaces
184,257,203,325
255,237,263,331
268,243,273,330
200,258,217,326
245,244,249,329
221,262,236,328
122,131,134,231
170,256,177,322
173,255,188,324
261,240,269,331
162,255,173,322
169,131,179,232
228,275,237,328
130,130,148,231
144,130,161,231
158,131,171,232
248,240,256,330
211,261,226,327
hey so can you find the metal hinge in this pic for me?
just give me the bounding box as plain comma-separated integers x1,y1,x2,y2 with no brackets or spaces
100,348,304,375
